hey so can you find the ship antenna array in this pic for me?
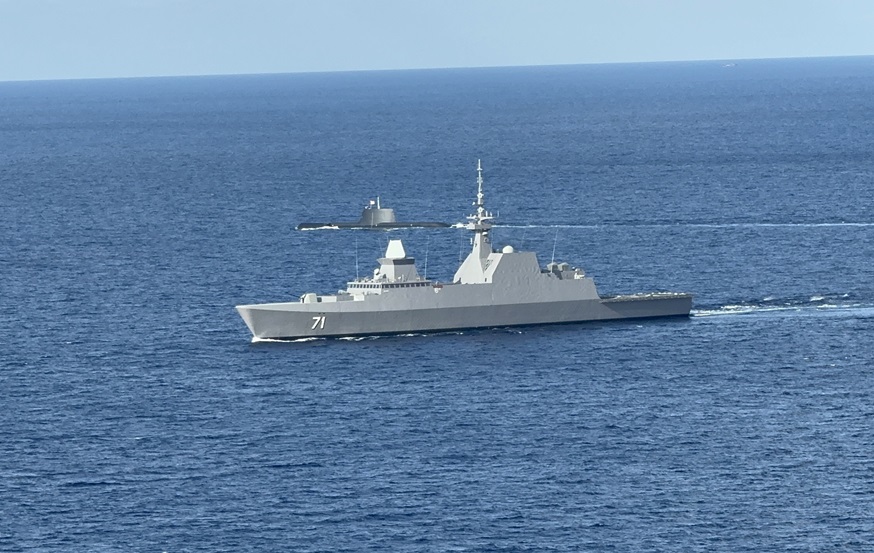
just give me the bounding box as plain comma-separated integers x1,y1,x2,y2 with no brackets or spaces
355,236,359,279
475,159,486,224
424,236,429,279
551,229,558,264
458,231,464,262
468,159,494,229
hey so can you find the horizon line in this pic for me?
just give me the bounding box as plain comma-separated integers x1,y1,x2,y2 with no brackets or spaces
2,53,872,85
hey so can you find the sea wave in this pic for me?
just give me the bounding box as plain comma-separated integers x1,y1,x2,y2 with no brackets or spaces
495,222,874,229
693,295,873,318
298,225,341,231
251,336,322,343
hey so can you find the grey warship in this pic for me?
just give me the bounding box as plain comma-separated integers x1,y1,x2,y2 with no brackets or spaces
237,161,692,340
296,197,450,230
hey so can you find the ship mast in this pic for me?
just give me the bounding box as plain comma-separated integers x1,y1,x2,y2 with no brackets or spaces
465,159,494,259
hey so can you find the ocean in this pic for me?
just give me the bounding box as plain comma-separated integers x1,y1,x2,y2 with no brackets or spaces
2,57,873,551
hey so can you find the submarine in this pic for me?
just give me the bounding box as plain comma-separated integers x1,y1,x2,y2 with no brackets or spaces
296,198,450,230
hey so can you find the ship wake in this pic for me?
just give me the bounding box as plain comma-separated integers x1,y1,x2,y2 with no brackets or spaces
693,294,874,318
496,222,874,230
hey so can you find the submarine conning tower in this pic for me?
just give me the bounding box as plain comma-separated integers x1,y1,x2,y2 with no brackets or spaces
357,197,397,226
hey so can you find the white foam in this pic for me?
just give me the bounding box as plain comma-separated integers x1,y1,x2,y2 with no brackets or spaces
251,336,320,343
693,300,874,319
693,304,799,317
496,222,874,230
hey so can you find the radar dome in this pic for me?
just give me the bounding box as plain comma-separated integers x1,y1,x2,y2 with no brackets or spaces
502,245,515,253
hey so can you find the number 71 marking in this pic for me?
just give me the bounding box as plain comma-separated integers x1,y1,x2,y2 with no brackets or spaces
311,316,326,330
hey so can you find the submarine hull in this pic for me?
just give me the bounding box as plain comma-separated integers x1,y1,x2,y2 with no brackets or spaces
296,221,451,230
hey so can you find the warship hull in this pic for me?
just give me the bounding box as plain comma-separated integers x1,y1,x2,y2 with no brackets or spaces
237,291,692,340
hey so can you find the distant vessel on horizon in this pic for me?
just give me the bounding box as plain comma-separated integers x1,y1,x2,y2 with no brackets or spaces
296,197,450,230
238,160,692,340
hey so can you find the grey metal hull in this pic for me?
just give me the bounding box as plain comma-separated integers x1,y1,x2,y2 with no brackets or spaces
236,293,692,340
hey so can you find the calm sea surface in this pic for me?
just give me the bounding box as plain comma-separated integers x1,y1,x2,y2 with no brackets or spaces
2,57,874,551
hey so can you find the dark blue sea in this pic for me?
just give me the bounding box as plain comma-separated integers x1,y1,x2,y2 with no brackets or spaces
3,57,874,551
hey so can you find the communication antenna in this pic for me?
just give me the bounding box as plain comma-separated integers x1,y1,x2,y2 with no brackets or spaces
355,236,360,279
423,236,429,279
551,229,559,263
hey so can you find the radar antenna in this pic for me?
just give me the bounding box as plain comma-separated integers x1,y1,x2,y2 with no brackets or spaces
467,159,495,231
462,159,496,261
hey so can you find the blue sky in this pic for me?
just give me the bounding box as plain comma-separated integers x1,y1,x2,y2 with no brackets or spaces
1,0,873,81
